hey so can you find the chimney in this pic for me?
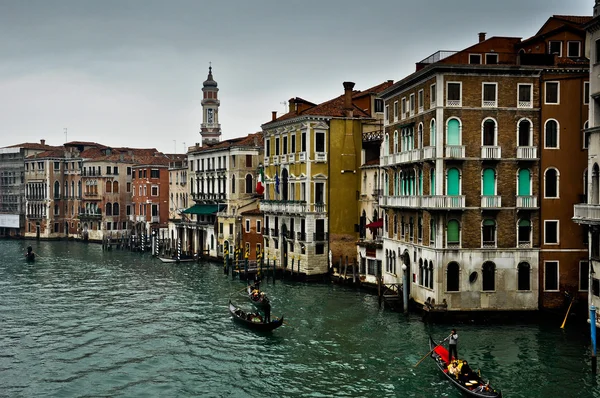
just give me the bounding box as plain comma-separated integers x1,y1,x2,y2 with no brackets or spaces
478,32,486,43
271,111,277,121
288,98,296,114
40,139,45,146
343,81,355,117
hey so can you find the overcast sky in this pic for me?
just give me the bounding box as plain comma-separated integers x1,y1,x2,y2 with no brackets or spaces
0,0,592,153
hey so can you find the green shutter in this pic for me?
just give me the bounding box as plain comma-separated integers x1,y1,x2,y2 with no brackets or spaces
482,168,495,196
447,119,460,145
518,169,531,196
447,168,460,195
447,220,459,242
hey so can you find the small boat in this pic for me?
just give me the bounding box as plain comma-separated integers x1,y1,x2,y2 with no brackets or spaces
158,255,197,263
429,336,501,397
247,285,270,309
229,301,283,332
25,246,35,262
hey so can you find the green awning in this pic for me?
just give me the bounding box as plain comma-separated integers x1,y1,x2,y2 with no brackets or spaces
181,204,225,215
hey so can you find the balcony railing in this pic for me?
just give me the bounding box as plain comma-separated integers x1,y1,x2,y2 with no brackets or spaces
422,195,465,209
446,99,461,107
518,100,533,108
517,146,537,160
423,146,436,160
298,152,307,162
151,216,159,223
288,153,295,163
263,156,270,166
445,145,465,158
482,100,497,108
136,215,147,222
573,204,600,223
481,195,502,208
260,200,306,214
315,152,327,162
313,232,328,242
516,195,538,209
481,146,501,159
379,196,421,208
273,155,280,165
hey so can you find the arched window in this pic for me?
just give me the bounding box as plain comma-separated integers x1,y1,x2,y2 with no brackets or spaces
447,168,460,195
482,219,496,247
71,181,75,198
447,219,460,247
517,262,531,291
430,168,435,195
518,169,531,196
54,181,60,199
428,262,434,289
545,168,559,198
423,260,429,287
545,119,559,148
482,168,496,196
429,219,436,245
430,119,436,146
64,181,68,198
231,175,236,194
518,219,531,247
106,180,112,193
245,174,253,194
482,119,496,146
113,181,119,193
447,262,459,292
518,119,532,146
482,261,496,291
394,130,399,153
113,203,120,216
593,164,600,205
417,123,423,149
78,181,82,197
447,118,461,146
419,259,424,286
383,134,389,156
106,202,113,216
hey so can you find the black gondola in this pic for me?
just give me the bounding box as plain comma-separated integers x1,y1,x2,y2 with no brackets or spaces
247,285,270,309
229,301,283,332
429,336,502,397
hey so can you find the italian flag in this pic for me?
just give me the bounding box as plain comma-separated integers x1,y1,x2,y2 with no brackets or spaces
256,167,265,195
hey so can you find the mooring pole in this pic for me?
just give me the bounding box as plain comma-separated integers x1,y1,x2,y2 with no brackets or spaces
402,264,408,314
592,305,597,374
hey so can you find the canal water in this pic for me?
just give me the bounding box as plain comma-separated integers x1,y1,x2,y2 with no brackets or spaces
0,240,599,398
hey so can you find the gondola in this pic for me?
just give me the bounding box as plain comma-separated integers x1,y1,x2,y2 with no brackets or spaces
158,254,197,263
429,336,502,398
25,246,35,262
229,301,283,332
247,285,270,309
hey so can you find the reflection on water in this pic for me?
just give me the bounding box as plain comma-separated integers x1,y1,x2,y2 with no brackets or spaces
0,240,598,397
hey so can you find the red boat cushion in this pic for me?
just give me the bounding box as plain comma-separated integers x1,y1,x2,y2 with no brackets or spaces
434,345,449,365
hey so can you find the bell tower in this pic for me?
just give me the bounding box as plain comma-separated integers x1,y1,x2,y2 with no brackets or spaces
200,65,221,146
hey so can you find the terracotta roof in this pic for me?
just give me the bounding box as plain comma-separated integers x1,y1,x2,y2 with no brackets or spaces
65,141,107,148
353,80,394,98
364,158,380,166
188,132,263,154
6,142,57,150
555,57,590,66
25,148,67,159
553,15,593,26
241,208,262,216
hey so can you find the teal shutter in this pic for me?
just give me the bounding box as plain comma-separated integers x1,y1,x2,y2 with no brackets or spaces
482,169,495,196
447,168,460,195
447,119,460,145
447,220,459,243
518,169,531,196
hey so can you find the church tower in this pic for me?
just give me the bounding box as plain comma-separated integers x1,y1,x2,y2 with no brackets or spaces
200,65,221,146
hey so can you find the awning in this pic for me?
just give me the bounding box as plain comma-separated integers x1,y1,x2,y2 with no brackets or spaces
366,219,383,229
181,204,225,215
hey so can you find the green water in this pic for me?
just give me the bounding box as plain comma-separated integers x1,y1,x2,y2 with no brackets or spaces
0,240,598,397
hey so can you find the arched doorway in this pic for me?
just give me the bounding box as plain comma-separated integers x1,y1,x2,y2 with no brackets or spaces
403,249,411,297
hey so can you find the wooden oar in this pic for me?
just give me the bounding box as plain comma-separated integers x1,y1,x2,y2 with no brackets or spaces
560,297,574,329
414,335,451,368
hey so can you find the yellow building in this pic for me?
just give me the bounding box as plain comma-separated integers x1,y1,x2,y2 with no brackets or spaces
260,81,393,277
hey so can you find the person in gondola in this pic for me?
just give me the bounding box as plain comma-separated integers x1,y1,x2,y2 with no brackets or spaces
447,360,459,379
447,329,458,361
25,246,35,261
263,301,271,323
253,273,261,291
459,360,475,383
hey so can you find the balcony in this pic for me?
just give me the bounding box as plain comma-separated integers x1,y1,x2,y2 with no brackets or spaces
298,152,307,162
445,145,465,158
297,232,306,242
379,195,421,208
273,155,280,165
482,100,497,108
260,200,306,214
481,195,502,208
315,152,327,162
270,228,279,237
518,100,533,109
423,146,436,160
192,193,226,201
516,195,538,209
481,146,501,159
262,227,269,236
288,153,295,163
136,215,147,222
372,189,382,198
399,149,422,163
151,216,159,223
421,195,465,210
517,146,537,160
313,232,328,242
263,156,270,166
573,204,600,224
446,99,461,107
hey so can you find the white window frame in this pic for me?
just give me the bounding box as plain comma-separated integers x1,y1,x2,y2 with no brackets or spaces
409,93,415,116
151,185,158,197
430,84,436,106
469,54,481,64
485,53,498,64
245,219,250,233
517,83,533,108
257,220,262,234
544,118,560,149
543,220,560,245
482,82,498,108
548,41,563,57
393,101,398,122
584,81,590,105
481,117,498,146
401,97,407,119
418,89,424,113
544,261,560,292
544,167,560,199
384,105,389,125
544,81,560,105
567,41,581,58
446,82,462,107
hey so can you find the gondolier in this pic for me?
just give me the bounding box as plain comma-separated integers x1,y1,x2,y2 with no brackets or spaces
448,329,458,361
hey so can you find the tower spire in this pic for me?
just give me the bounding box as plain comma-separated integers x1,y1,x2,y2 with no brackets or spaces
200,64,221,146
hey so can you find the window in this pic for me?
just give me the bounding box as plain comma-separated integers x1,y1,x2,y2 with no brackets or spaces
315,182,324,203
548,41,562,56
544,261,559,291
301,131,306,152
584,82,590,105
275,137,280,155
485,53,498,64
544,220,559,244
266,140,271,157
545,82,559,104
384,105,389,124
126,205,131,216
245,174,253,193
545,168,559,198
482,219,496,248
151,186,158,196
291,134,296,153
430,119,436,146
469,54,481,64
482,262,496,291
393,101,398,121
447,262,459,292
106,203,112,216
282,137,288,155
106,166,111,174
245,219,250,233
256,220,261,234
315,131,325,153
482,83,497,107
518,119,532,146
113,203,120,216
127,167,132,175
409,93,415,114
567,41,581,58
447,82,461,106
596,39,600,63
126,182,131,193
518,262,531,291
374,98,384,113
482,119,496,146
447,219,460,247
518,84,533,108
429,219,436,245
584,120,591,149
54,161,60,170
580,261,590,292
518,219,531,247
430,84,436,105
418,90,424,112
544,119,558,148
401,98,407,118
